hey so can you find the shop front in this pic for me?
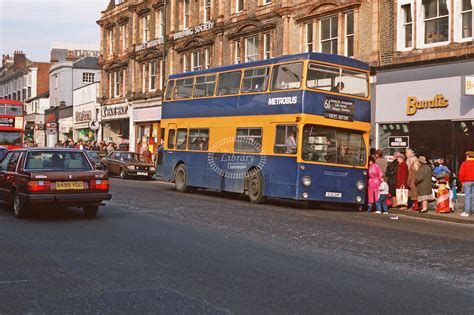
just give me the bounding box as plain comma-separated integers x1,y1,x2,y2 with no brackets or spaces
375,61,474,173
132,105,162,154
73,104,96,142
101,103,130,145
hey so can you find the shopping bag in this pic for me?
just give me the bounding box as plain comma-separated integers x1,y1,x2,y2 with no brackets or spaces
396,185,408,206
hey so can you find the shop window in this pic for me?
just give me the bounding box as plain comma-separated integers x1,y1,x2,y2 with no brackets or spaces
165,80,175,100
345,11,354,57
270,62,303,90
194,75,216,98
176,128,188,150
168,129,176,149
242,67,269,93
423,0,449,44
320,16,338,54
188,129,210,151
274,125,297,154
305,22,314,52
378,123,410,156
245,36,259,62
235,128,262,153
174,78,194,99
217,71,242,95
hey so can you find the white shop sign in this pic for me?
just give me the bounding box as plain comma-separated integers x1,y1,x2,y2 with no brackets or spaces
462,75,474,96
101,103,130,121
173,21,214,40
133,106,162,123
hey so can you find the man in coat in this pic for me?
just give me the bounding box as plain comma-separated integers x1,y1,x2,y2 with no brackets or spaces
415,156,432,213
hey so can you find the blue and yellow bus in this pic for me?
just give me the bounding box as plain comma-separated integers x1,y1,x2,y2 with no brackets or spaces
156,53,370,205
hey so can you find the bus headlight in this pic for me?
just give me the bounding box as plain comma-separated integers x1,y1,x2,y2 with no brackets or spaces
356,180,365,191
128,165,135,170
356,196,363,203
302,192,309,199
302,176,312,187
363,170,367,176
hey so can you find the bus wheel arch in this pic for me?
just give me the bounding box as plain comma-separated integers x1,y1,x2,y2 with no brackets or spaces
245,167,266,204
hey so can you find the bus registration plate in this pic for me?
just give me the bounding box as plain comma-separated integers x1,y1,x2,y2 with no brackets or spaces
56,181,84,190
325,192,342,198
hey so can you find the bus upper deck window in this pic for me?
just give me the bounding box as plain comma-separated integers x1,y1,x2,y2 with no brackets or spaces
194,75,216,98
174,78,194,99
270,62,303,91
165,80,175,100
217,71,242,96
242,67,269,93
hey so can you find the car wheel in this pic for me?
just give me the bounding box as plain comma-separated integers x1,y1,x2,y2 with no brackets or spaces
174,164,190,193
13,192,28,219
84,206,99,218
246,169,266,204
120,168,127,179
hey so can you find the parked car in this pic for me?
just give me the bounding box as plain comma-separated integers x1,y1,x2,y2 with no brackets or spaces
101,151,155,179
0,146,8,160
0,148,111,218
86,150,107,170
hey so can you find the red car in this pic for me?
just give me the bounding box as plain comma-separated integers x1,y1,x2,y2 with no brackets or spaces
0,148,111,218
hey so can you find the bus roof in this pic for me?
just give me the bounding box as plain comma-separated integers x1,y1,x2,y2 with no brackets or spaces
0,99,24,106
169,53,370,79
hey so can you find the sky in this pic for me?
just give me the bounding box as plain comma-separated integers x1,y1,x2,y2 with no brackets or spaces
0,0,108,62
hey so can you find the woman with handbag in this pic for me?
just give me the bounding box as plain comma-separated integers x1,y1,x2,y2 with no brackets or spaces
396,153,409,209
367,156,384,213
386,152,400,205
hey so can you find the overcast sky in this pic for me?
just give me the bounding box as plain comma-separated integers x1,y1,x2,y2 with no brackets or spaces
0,0,107,62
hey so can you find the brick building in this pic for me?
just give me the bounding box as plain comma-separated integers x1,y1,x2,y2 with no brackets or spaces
374,0,474,173
97,0,381,152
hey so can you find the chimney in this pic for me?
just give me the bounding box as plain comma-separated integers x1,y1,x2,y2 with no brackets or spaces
2,54,13,68
13,50,27,70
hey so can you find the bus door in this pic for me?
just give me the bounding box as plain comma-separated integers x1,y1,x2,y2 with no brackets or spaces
164,124,177,181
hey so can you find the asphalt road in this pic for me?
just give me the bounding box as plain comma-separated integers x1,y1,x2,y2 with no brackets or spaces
0,178,473,314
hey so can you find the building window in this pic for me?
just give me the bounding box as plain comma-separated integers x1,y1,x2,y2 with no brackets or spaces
305,22,314,52
263,0,272,5
109,72,113,97
28,87,31,98
155,9,164,39
54,75,59,89
184,0,190,29
204,0,212,23
114,70,123,98
321,16,338,54
204,48,211,69
142,15,149,43
235,40,241,64
108,29,113,54
423,0,449,44
345,12,354,57
263,33,271,59
121,24,127,50
183,54,188,72
142,63,147,93
191,51,201,71
159,59,164,90
461,0,473,38
401,4,413,48
82,72,95,83
236,0,244,12
149,61,157,91
245,36,259,62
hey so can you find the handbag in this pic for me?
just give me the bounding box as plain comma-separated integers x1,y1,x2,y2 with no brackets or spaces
396,185,409,206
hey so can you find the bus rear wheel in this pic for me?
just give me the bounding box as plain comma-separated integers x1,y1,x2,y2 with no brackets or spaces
175,164,190,193
247,169,266,204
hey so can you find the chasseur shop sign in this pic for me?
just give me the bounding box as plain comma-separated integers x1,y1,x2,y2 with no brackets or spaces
102,104,129,120
323,97,354,121
0,117,15,127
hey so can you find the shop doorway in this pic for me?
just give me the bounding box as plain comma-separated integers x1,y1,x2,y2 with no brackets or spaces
409,120,452,165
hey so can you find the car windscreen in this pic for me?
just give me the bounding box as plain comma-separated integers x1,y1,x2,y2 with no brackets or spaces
25,151,93,171
87,151,106,160
120,153,141,162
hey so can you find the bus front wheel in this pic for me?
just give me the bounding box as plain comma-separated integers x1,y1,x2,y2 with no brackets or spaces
246,169,266,204
175,164,190,193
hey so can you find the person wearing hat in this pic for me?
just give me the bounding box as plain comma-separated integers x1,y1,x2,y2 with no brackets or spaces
395,153,409,209
459,151,474,217
415,156,432,213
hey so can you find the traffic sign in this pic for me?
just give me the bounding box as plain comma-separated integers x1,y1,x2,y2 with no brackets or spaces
388,136,409,148
89,120,100,131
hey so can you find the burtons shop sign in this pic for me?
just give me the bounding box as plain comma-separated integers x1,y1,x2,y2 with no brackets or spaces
102,104,129,120
406,94,449,116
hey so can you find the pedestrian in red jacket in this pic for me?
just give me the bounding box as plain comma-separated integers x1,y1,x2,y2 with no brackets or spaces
459,151,474,217
396,153,408,188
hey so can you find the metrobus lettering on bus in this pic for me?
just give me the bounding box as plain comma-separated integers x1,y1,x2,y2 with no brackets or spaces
155,53,371,206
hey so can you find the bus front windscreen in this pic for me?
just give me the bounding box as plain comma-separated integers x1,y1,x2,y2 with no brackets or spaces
302,125,366,166
0,131,22,146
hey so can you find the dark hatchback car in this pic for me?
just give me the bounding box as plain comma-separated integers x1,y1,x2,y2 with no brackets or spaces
86,150,107,170
0,148,111,218
102,151,155,179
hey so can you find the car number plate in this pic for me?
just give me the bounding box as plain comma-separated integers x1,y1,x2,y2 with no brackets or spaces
137,172,148,176
56,181,84,190
325,192,342,198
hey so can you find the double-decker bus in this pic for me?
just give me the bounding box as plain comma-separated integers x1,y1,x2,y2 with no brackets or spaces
157,53,370,206
0,100,24,150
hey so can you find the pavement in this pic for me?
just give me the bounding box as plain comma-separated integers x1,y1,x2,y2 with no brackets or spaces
0,178,472,313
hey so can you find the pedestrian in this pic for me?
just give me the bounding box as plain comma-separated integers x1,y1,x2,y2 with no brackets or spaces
106,142,115,156
376,176,390,214
386,151,399,205
119,138,129,151
367,156,383,213
406,148,420,211
142,147,152,164
415,156,432,213
375,149,388,174
459,151,474,217
396,153,409,209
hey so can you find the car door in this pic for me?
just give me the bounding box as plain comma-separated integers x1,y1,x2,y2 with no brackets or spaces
1,152,22,201
109,152,120,174
0,152,14,200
